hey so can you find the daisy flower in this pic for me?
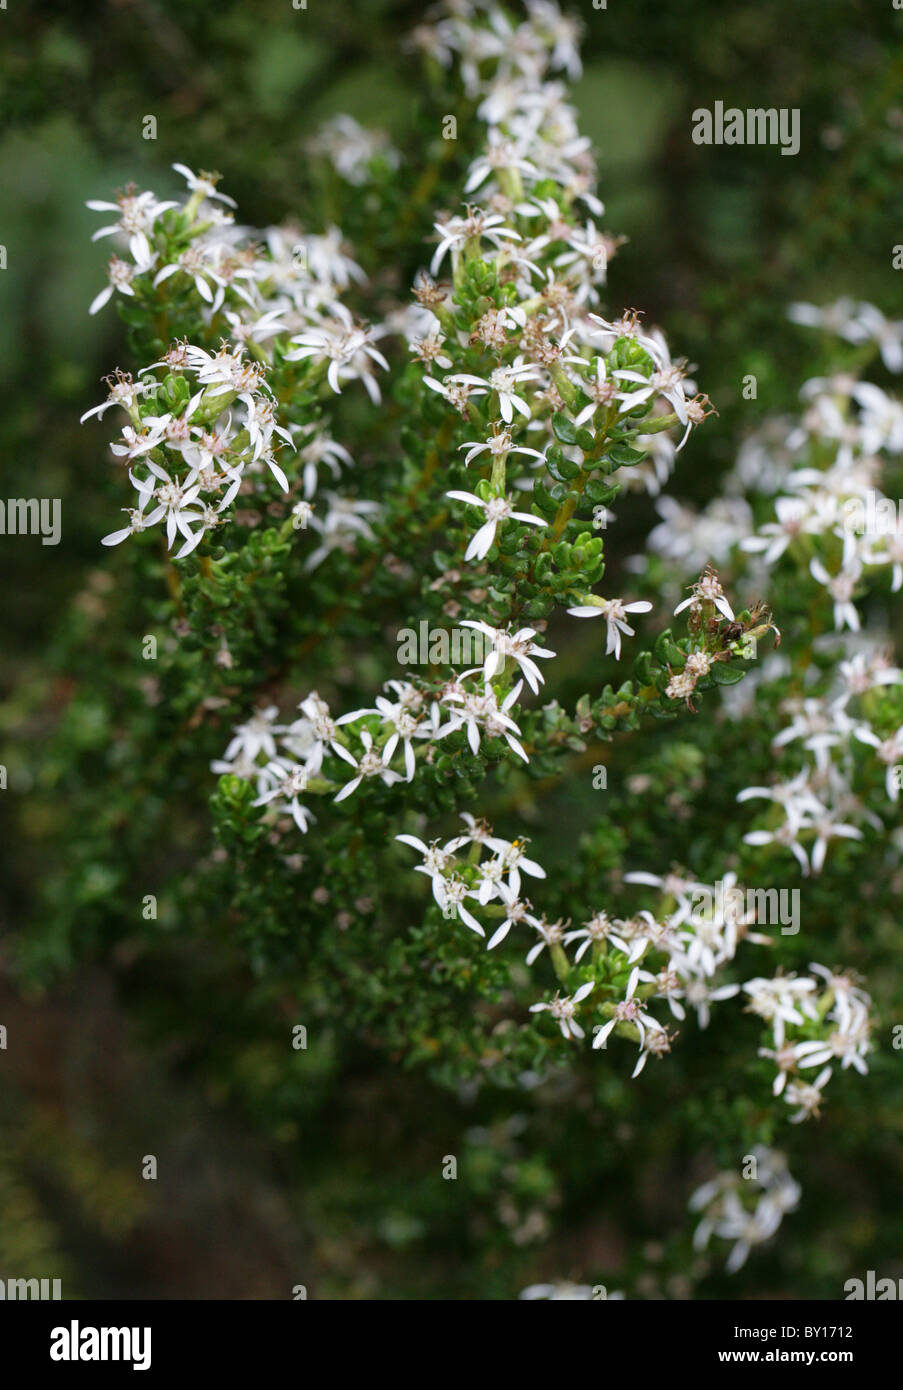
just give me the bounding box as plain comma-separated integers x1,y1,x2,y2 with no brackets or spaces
455,423,546,465
530,982,595,1041
332,729,404,802
446,490,547,561
459,620,555,692
674,569,734,622
171,162,237,207
566,597,653,660
430,208,521,276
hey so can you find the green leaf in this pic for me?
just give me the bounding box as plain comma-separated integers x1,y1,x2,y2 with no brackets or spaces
547,452,580,482
607,442,647,466
532,481,559,518
711,662,746,685
551,412,578,445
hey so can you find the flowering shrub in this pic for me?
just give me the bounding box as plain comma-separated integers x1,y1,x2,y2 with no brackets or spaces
14,0,903,1300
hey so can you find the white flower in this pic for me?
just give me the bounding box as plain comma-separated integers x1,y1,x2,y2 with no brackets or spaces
787,297,861,338
486,898,541,950
623,869,705,916
305,117,399,186
433,874,485,935
223,306,288,348
304,493,381,570
285,320,389,402
629,1022,674,1077
446,490,547,561
439,680,530,763
430,208,521,276
130,460,204,551
848,302,903,373
689,1147,801,1273
448,810,497,850
737,770,824,827
252,758,315,833
718,1192,784,1273
564,910,633,962
395,832,452,873
794,1021,871,1077
566,597,652,660
741,495,813,564
221,705,281,764
154,246,223,307
852,722,903,800
850,381,903,453
473,852,517,907
86,188,178,264
464,135,538,194
459,620,555,692
679,976,741,1030
171,162,237,207
530,981,594,1040
109,415,171,462
101,506,155,548
89,252,156,315
554,220,612,277
292,692,351,773
482,835,547,898
770,697,853,772
592,967,660,1050
809,554,862,632
741,975,818,1047
758,1040,812,1096
450,358,541,424
784,1066,833,1123
332,729,404,802
674,570,734,622
525,916,568,965
834,650,903,708
294,432,353,499
291,500,314,530
573,355,617,427
455,423,545,466
808,809,863,874
80,371,155,424
239,392,294,489
809,963,872,1036
743,821,814,876
614,360,692,443
340,695,429,783
183,342,266,396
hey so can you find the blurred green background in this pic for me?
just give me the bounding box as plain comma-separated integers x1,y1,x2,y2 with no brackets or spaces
1,0,902,1297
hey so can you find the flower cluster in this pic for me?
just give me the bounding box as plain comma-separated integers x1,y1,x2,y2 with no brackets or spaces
404,0,714,665
689,1147,802,1274
85,163,387,557
747,964,872,1121
645,303,903,875
92,343,292,556
393,830,872,1110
